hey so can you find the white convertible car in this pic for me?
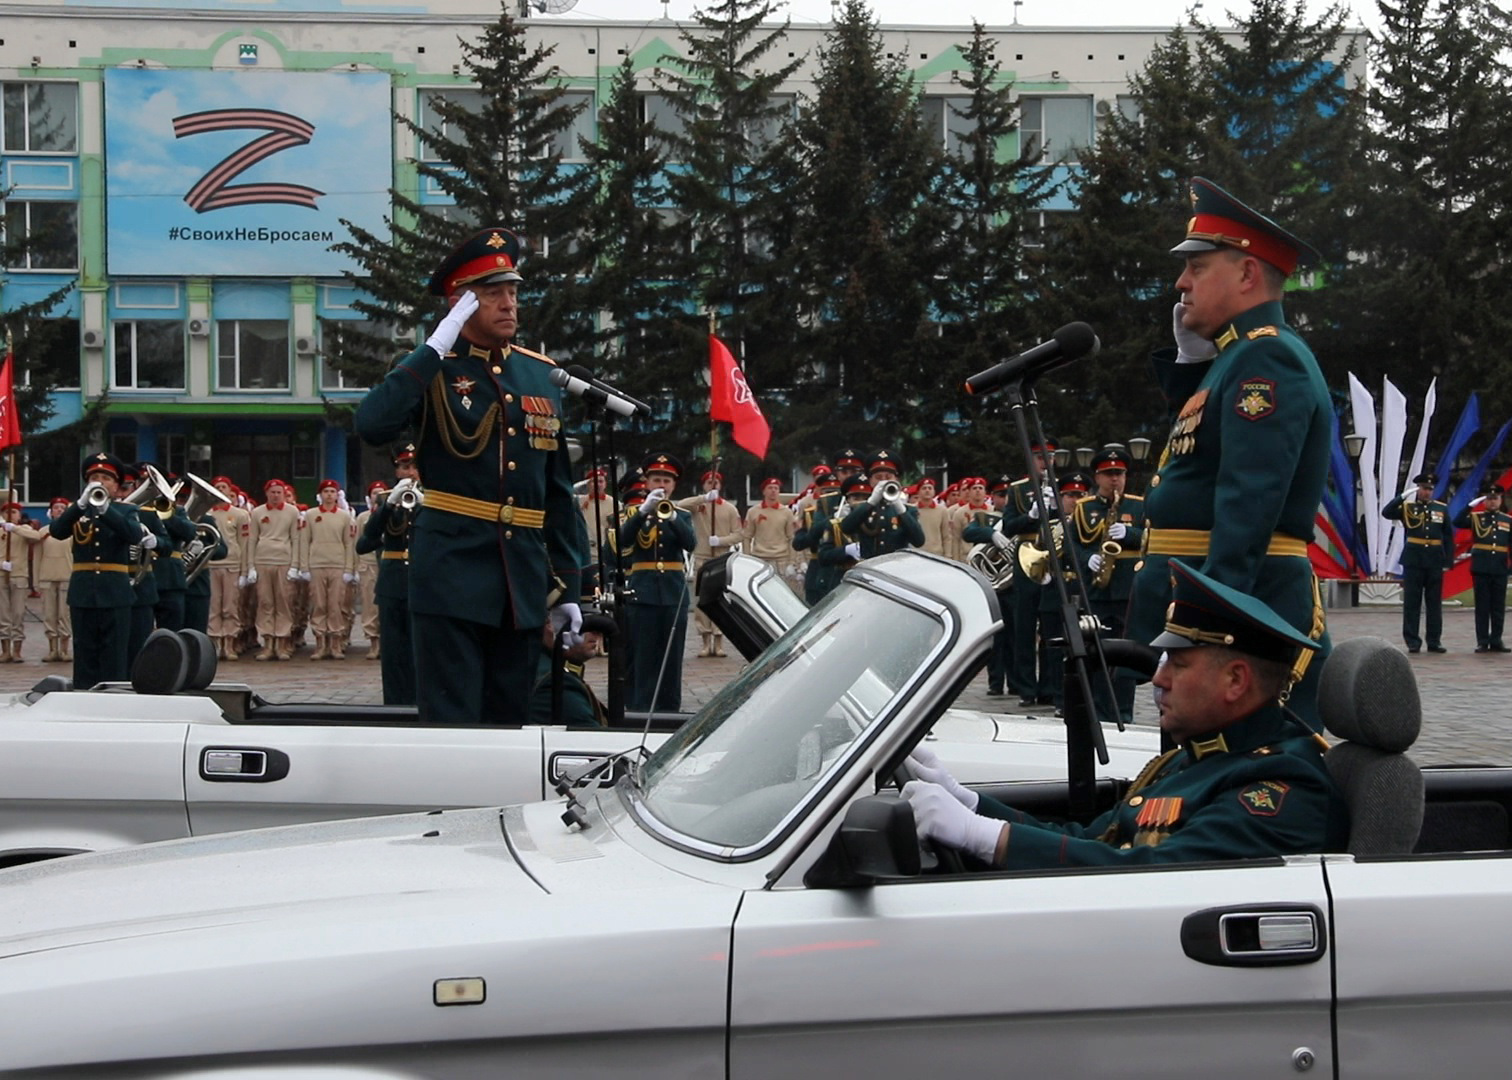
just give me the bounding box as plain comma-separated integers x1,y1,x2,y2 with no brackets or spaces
3,550,1506,1077
0,552,1156,867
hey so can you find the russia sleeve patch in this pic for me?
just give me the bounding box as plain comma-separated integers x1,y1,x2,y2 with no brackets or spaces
1235,377,1277,421
1238,780,1290,816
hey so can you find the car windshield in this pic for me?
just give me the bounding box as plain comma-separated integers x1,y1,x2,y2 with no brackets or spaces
753,564,810,629
635,580,946,853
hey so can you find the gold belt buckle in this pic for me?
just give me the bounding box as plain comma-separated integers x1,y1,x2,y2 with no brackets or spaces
498,505,514,525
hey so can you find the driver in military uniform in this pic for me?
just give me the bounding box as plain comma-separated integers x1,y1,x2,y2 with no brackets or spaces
355,227,585,725
905,559,1349,867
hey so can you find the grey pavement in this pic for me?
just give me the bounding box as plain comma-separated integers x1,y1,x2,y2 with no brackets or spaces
0,597,1501,768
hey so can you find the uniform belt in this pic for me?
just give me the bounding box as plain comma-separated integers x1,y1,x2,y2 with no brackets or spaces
170,551,185,559
73,563,130,574
1472,544,1508,553
1407,536,1440,546
381,550,410,560
1144,528,1308,558
424,490,546,528
629,561,684,573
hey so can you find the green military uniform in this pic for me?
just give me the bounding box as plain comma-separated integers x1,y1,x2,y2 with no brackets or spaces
126,485,171,665
1000,472,1055,705
978,560,1349,868
814,477,870,600
617,453,695,714
1128,178,1331,729
51,452,139,688
182,511,227,636
1382,475,1453,653
150,500,199,632
356,488,418,705
959,490,1016,697
528,660,604,727
1454,488,1511,652
792,466,840,605
354,227,584,725
1074,446,1148,725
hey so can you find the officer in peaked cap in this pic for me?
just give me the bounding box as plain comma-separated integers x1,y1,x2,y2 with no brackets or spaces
833,449,865,485
616,452,695,714
1455,482,1512,653
904,559,1348,868
840,452,923,561
1000,441,1058,708
1129,177,1333,728
355,228,585,725
1384,472,1453,654
794,464,845,604
1076,444,1148,725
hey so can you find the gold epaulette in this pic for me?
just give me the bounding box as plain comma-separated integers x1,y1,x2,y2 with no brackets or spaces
508,344,557,366
1247,325,1280,340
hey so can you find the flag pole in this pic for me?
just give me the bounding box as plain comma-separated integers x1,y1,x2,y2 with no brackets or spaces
1,330,10,501
707,310,718,466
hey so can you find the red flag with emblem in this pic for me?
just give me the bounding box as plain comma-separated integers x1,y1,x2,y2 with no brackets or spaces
709,334,770,460
0,349,20,453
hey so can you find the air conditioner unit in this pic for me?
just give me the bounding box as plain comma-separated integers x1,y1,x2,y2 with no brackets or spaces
81,328,105,349
392,327,415,344
188,318,210,338
295,334,317,356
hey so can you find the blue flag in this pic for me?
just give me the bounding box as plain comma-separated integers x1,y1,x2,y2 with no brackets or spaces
1432,393,1480,500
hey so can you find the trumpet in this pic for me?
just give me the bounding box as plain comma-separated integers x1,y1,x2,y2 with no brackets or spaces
82,482,110,512
875,480,902,504
653,497,677,520
395,483,424,511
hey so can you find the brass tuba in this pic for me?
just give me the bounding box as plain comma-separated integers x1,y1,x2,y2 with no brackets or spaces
1017,520,1065,582
968,539,1017,590
180,471,226,585
123,465,181,583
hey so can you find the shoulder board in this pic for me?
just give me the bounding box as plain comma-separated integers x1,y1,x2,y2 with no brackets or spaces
509,344,557,366
1246,325,1280,340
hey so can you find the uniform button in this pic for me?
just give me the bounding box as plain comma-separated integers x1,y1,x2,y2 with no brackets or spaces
1128,795,1144,807
1120,843,1132,850
493,367,502,375
1150,475,1162,488
507,461,517,471
504,530,513,539
506,496,516,505
507,427,517,436
503,391,511,399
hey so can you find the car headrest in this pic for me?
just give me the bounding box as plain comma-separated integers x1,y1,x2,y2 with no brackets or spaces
179,629,218,690
1318,636,1421,753
131,628,189,696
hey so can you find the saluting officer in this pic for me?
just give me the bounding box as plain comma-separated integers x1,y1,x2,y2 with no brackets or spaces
1077,445,1147,725
839,451,924,559
1129,177,1332,727
354,227,585,725
51,452,141,688
617,453,695,714
677,468,742,658
1455,483,1512,654
1383,472,1454,654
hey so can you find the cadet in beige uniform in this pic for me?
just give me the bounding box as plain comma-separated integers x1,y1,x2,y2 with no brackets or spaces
912,477,947,556
677,469,743,658
248,477,301,661
0,502,30,661
303,478,358,659
208,476,252,660
355,480,384,659
742,477,799,589
17,497,73,662
578,467,618,574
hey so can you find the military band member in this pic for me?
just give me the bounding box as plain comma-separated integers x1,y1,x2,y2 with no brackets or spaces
354,227,585,726
793,463,842,604
904,560,1348,867
815,473,871,596
617,453,695,714
1002,443,1058,708
208,476,252,661
833,448,865,488
0,502,29,661
959,477,1015,699
354,480,384,660
839,451,924,559
181,491,226,638
1037,472,1092,713
1455,484,1511,653
742,476,800,587
248,477,302,661
124,463,170,664
1128,177,1332,727
145,467,198,635
303,479,358,660
677,469,743,658
912,477,947,556
1077,445,1148,725
17,497,73,662
52,452,140,688
356,451,420,705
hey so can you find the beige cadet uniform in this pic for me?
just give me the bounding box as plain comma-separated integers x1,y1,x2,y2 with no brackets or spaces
354,508,381,657
207,503,251,659
579,493,618,571
914,499,948,556
303,505,357,659
0,525,28,660
742,500,799,590
249,503,301,660
677,493,744,655
949,500,990,563
16,519,72,661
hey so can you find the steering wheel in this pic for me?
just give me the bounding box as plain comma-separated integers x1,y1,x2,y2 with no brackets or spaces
890,753,968,876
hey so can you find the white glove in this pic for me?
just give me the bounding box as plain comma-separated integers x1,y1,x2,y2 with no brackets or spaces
908,744,979,810
708,535,723,548
343,572,358,584
642,489,665,512
1027,499,1042,520
1471,495,1487,508
287,567,301,582
889,497,909,516
0,561,11,573
1,522,12,533
785,564,801,579
1402,484,1420,501
336,489,349,512
425,289,480,355
991,530,1012,551
139,528,158,551
1172,301,1218,363
704,489,719,503
245,568,259,586
186,539,205,560
550,601,583,648
1088,552,1105,575
1107,521,1127,541
844,542,861,560
867,486,886,507
298,510,307,524
236,574,248,589
78,482,105,510
300,570,312,582
903,780,1003,864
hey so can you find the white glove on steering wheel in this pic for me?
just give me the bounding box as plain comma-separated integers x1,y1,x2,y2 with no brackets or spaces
1172,301,1218,364
425,290,481,356
903,780,1003,864
908,743,979,810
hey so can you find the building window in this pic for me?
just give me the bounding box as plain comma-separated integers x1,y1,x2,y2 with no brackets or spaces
1116,95,1142,123
920,95,977,156
3,201,78,270
217,320,290,391
2,82,78,153
318,321,382,391
18,317,81,390
112,321,186,391
1021,209,1072,248
641,93,690,157
745,94,795,151
417,87,484,160
525,89,595,161
1018,96,1094,163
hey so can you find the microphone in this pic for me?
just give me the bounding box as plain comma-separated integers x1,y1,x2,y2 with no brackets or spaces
549,367,639,418
565,365,652,417
963,322,1101,396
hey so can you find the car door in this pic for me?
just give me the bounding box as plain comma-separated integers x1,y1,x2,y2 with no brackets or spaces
730,859,1335,1078
1325,853,1512,1077
183,722,547,835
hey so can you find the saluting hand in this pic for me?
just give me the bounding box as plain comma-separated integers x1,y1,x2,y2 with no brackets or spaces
425,290,480,356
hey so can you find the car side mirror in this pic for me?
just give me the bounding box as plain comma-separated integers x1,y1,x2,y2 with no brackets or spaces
804,793,922,888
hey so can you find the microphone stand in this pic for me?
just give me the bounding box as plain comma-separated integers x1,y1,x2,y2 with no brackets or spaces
574,395,630,728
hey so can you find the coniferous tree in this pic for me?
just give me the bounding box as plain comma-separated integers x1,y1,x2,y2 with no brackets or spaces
326,5,593,390
782,0,953,465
